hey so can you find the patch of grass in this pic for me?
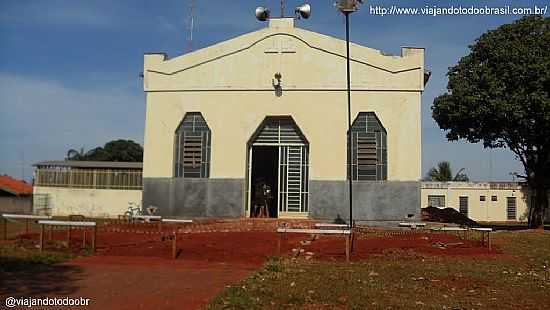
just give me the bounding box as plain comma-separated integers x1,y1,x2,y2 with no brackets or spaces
207,232,550,309
265,257,282,273
0,245,73,272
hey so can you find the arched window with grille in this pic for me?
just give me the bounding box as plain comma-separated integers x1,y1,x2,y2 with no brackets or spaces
349,112,387,181
174,112,211,178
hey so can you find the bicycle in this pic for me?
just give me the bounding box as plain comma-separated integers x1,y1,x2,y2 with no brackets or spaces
124,202,142,221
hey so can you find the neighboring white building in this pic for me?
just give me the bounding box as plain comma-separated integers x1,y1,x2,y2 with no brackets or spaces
421,182,529,222
33,161,142,218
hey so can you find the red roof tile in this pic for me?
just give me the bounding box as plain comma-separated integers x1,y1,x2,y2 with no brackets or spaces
0,175,32,195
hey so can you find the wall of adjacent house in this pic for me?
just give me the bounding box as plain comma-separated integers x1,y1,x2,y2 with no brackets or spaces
0,195,32,214
421,182,529,222
33,186,142,218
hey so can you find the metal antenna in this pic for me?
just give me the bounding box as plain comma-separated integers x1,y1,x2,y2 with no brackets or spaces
187,0,196,52
280,0,284,17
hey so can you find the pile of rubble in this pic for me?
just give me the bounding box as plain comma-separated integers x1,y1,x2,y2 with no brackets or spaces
421,207,478,227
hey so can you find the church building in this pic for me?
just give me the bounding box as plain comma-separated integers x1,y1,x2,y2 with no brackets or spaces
142,17,428,222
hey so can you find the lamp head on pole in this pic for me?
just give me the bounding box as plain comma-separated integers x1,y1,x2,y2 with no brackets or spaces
336,0,363,13
295,3,311,19
255,6,271,21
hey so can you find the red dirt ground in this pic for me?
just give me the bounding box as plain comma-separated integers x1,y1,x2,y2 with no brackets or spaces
61,257,257,310
6,230,310,310
97,231,306,265
299,232,500,261
4,223,504,309
27,227,498,262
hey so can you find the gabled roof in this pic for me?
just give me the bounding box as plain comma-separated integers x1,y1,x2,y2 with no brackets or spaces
144,18,426,92
0,175,32,196
33,160,143,170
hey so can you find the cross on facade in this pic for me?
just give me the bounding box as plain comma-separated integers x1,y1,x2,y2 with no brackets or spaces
265,38,296,69
264,38,296,55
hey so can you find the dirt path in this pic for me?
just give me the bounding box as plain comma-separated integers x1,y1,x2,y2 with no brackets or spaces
62,256,256,310
2,232,306,310
1,255,258,310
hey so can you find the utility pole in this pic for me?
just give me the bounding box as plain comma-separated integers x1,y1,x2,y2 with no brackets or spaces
336,0,363,231
345,11,353,230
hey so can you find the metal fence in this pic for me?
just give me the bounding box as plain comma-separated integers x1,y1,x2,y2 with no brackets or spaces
35,168,142,190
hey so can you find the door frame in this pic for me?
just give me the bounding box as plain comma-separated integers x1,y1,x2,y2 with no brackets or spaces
245,143,309,219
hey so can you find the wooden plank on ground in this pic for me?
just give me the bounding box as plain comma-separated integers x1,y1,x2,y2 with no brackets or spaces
399,222,426,227
471,227,493,231
134,215,162,220
277,228,351,235
162,219,193,223
314,223,349,228
2,214,52,220
38,220,96,227
430,227,467,231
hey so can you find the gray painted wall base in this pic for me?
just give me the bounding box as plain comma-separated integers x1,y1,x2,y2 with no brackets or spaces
308,180,420,223
143,178,419,221
143,178,244,218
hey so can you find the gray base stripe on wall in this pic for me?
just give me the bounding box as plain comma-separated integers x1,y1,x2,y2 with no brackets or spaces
143,178,244,218
308,180,420,222
143,178,420,221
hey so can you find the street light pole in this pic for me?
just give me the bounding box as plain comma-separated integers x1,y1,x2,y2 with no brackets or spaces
344,11,353,230
337,0,362,230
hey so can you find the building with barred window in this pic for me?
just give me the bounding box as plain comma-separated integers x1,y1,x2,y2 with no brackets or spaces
421,182,534,223
142,18,429,222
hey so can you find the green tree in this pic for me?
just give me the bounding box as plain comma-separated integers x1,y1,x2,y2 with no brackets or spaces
425,161,469,182
66,147,87,161
101,139,143,162
66,140,143,162
432,15,550,228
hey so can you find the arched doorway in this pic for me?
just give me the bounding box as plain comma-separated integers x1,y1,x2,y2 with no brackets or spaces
246,117,309,218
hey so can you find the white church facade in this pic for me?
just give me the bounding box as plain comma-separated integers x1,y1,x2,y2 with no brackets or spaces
141,18,429,222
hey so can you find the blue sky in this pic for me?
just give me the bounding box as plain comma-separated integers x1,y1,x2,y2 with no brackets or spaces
1,0,547,182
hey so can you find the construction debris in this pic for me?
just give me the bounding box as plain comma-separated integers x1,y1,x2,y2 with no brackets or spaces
422,207,478,227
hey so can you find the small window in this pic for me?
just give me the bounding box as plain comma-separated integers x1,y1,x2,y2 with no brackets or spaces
507,197,517,220
427,195,445,208
491,195,498,202
480,195,486,202
459,196,468,216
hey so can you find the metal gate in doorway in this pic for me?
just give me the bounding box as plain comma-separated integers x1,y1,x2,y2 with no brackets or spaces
246,117,309,218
